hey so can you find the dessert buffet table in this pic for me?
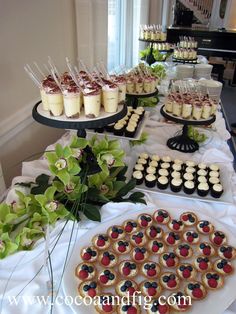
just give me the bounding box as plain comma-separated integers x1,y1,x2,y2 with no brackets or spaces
0,102,236,314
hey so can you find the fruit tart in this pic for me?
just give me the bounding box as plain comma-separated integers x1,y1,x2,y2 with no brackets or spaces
141,261,161,279
153,209,170,224
75,262,97,280
98,269,117,287
185,281,207,300
202,272,224,290
214,258,234,275
160,272,180,290
118,260,138,278
177,264,197,281
140,280,162,298
160,252,179,268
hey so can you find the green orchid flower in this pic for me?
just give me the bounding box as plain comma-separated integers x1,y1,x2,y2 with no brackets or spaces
15,227,44,251
27,213,48,232
53,176,88,201
0,233,18,259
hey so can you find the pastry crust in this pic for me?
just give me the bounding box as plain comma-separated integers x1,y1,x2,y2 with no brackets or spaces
164,232,181,246
115,279,139,298
147,240,166,254
80,246,98,263
98,269,118,287
160,272,180,290
194,256,212,272
210,231,227,246
185,281,207,300
202,272,224,290
169,291,192,312
167,219,184,232
112,240,132,254
153,209,170,224
107,225,125,241
175,244,193,259
145,225,163,239
123,220,139,234
95,294,117,314
130,231,148,247
198,242,216,257
92,234,111,250
196,220,214,235
160,252,179,268
141,261,161,279
139,280,162,298
182,231,200,245
118,260,139,278
146,299,170,314
137,213,153,228
75,262,97,281
213,258,234,275
177,264,197,281
218,245,236,260
78,280,100,298
180,212,198,227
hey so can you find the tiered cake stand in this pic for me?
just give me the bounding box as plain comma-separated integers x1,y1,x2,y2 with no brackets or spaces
139,38,172,65
126,89,159,108
160,105,216,153
172,57,199,64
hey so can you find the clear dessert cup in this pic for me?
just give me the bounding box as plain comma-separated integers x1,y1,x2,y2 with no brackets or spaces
102,85,119,113
192,103,203,120
182,103,193,119
117,82,126,103
40,88,49,111
47,92,64,116
172,102,182,117
126,80,135,93
202,103,212,119
63,91,81,118
83,89,101,118
143,77,152,93
135,80,143,93
165,99,173,113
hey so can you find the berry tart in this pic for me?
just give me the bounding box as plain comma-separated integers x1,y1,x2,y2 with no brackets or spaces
148,240,166,254
117,301,141,314
130,231,148,247
183,231,200,244
177,264,197,281
131,247,149,263
160,252,179,268
175,244,193,259
210,231,227,246
137,214,153,228
123,220,139,234
75,262,96,280
107,225,125,241
214,258,234,275
194,256,212,272
141,261,161,279
98,251,118,267
81,246,98,262
197,220,214,235
140,280,162,298
115,279,139,297
78,280,100,298
180,212,198,227
113,240,132,254
167,219,184,232
160,272,180,290
202,272,224,290
153,209,170,224
168,291,192,312
92,234,111,250
218,245,236,260
185,281,207,300
198,242,215,257
145,225,163,239
95,294,117,313
146,299,170,314
98,269,117,287
164,232,181,246
118,260,138,278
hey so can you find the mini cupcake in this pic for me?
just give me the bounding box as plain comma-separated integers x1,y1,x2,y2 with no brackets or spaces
123,220,139,234
98,269,117,286
141,261,161,279
183,231,199,244
209,170,220,178
197,169,208,177
98,251,118,268
185,281,207,300
202,272,224,290
185,166,196,174
133,163,144,172
177,264,197,280
175,244,193,259
117,301,141,314
137,213,153,228
139,152,149,160
160,252,179,268
80,246,98,262
218,245,236,260
172,164,182,172
149,160,158,168
164,232,181,246
131,247,149,263
170,171,181,179
132,171,144,185
161,156,172,163
146,166,157,175
180,212,198,226
198,242,215,257
145,225,163,239
107,225,125,241
183,180,195,194
140,280,162,298
160,162,171,170
170,178,183,193
130,231,147,247
197,176,207,184
151,154,160,162
214,258,234,275
95,294,117,314
169,291,192,311
113,123,124,136
157,169,169,178
194,256,212,272
145,174,156,188
137,158,148,167
197,220,214,235
153,209,170,224
209,164,220,172
116,279,139,298
78,280,100,298
146,299,170,314
75,262,97,280
208,176,220,187
113,240,132,254
92,234,110,250
125,125,136,137
185,160,196,168
174,159,184,166
160,272,180,290
105,123,115,132
211,183,223,198
118,260,138,278
197,163,208,171
157,176,169,190
210,231,227,246
168,219,184,232
148,240,166,254
183,173,194,182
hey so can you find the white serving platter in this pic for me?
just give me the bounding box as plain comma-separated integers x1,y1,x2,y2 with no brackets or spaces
62,206,236,314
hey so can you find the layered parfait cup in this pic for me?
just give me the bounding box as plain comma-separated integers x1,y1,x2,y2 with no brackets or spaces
63,85,81,118
102,83,119,113
46,84,63,117
83,87,101,118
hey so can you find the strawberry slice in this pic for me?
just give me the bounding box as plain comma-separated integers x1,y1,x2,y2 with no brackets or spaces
122,267,131,276
147,269,156,277
88,288,96,297
223,264,232,273
100,275,109,284
78,270,88,279
182,269,191,278
192,288,203,298
208,278,217,288
101,256,110,266
148,287,156,296
102,304,113,312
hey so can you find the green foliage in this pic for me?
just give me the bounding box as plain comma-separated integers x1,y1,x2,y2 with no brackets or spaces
187,126,208,143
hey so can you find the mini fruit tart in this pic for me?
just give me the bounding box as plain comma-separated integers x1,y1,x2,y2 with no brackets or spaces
107,225,125,241
98,251,118,268
140,280,162,298
164,232,181,246
153,209,170,224
202,272,224,290
168,219,184,232
177,264,197,280
78,280,100,298
141,261,161,279
118,260,138,278
180,212,198,227
198,242,215,257
175,244,193,259
214,258,234,275
146,299,170,314
185,281,207,300
160,272,180,290
160,252,179,268
148,240,166,254
169,291,192,312
75,262,96,280
113,240,132,254
117,301,141,314
98,269,117,286
115,279,139,298
123,220,139,234
130,231,147,247
182,231,199,244
137,213,153,228
210,231,227,246
218,245,236,260
145,225,163,239
80,246,98,263
197,220,214,235
131,247,149,263
95,294,117,313
92,234,111,250
194,256,212,272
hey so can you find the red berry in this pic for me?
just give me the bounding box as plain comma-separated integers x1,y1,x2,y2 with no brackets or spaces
166,258,175,267
102,304,113,312
127,307,137,314
173,223,180,230
208,278,218,288
78,270,88,279
148,287,156,296
88,288,96,297
122,267,131,276
135,252,144,261
97,239,105,247
141,220,148,227
203,226,210,233
147,269,156,277
192,288,203,298
125,225,133,233
182,214,189,221
167,279,177,288
203,247,211,256
152,245,159,252
182,269,191,278
100,275,108,284
158,304,168,314
128,287,135,296
135,237,142,244
180,248,189,257
111,231,118,239
187,235,194,243
214,236,223,245
223,264,232,273
199,261,208,270
156,215,164,223
167,235,175,244
118,245,126,253
150,229,157,238
224,251,232,259
101,256,110,266
178,298,189,309
82,252,91,260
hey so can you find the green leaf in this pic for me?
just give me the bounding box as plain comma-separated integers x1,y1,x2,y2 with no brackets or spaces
81,203,101,222
70,137,88,149
57,169,70,185
55,144,64,158
0,204,10,222
31,174,51,195
45,186,57,200
115,179,136,198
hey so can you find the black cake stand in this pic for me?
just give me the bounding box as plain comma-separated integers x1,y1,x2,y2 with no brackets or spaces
126,89,159,108
160,105,216,153
32,101,127,138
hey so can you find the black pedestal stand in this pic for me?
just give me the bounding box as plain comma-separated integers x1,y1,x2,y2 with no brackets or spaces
160,105,216,153
126,89,159,109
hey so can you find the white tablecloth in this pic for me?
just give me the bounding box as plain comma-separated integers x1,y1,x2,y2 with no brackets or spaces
0,103,236,314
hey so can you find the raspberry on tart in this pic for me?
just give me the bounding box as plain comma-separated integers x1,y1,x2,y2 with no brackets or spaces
214,258,234,275
164,232,181,246
160,272,180,290
197,220,214,235
115,279,138,298
198,242,215,257
117,302,141,314
107,225,125,241
141,261,161,279
75,262,96,280
153,209,170,224
177,264,197,281
169,291,192,312
160,252,179,268
130,231,147,247
183,231,199,244
218,245,236,260
194,256,212,272
80,246,98,263
78,280,100,298
175,244,193,259
98,251,118,268
118,260,138,278
98,269,117,286
131,247,149,263
168,219,184,232
185,281,207,300
210,231,227,246
113,240,132,254
137,214,153,228
140,280,162,298
92,234,111,250
146,299,170,314
180,212,198,227
95,294,117,313
148,240,166,254
123,220,139,234
145,225,163,239
202,272,224,290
